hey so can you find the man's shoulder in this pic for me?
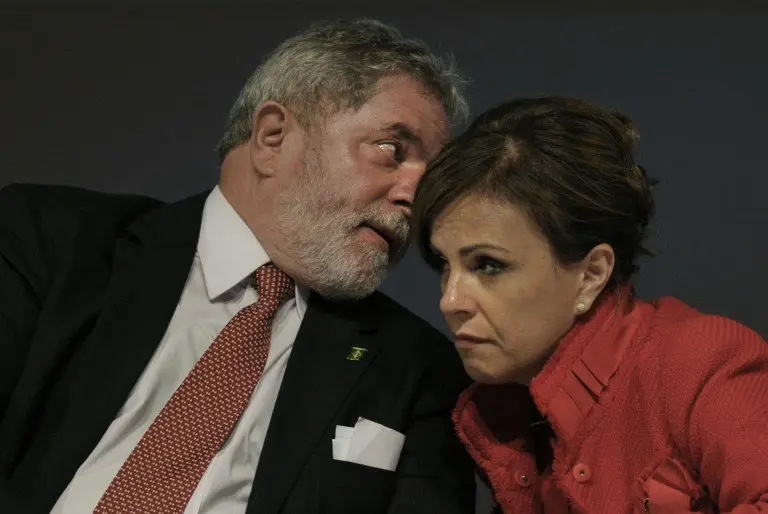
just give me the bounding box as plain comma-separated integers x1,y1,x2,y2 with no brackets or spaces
0,182,168,247
0,182,163,223
0,183,171,300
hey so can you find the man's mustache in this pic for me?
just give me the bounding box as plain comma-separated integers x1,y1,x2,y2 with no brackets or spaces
356,209,410,257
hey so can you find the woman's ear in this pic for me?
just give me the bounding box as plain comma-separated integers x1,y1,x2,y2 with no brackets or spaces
574,243,615,314
247,101,292,177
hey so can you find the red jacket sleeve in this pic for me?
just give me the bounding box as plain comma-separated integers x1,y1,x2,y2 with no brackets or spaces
662,315,768,512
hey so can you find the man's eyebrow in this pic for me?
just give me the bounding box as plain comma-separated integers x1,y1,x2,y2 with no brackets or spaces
379,122,424,150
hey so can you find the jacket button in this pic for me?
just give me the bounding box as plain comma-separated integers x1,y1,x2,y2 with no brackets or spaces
514,472,534,488
572,463,591,482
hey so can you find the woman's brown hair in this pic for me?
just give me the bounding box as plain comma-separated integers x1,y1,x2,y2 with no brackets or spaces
412,96,657,289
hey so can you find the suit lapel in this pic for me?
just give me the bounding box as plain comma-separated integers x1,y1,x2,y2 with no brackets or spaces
247,295,380,514
52,192,209,498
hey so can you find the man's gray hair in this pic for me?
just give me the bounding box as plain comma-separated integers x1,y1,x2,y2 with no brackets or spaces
215,18,468,162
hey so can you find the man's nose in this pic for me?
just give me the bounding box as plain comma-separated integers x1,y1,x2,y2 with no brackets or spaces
387,163,426,217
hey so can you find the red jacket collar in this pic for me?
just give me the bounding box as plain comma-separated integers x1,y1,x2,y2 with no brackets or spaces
453,286,653,467
530,285,647,439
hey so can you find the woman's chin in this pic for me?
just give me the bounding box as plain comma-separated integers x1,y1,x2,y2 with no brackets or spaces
463,359,513,385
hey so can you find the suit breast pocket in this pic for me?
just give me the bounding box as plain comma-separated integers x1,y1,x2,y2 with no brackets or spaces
316,459,397,514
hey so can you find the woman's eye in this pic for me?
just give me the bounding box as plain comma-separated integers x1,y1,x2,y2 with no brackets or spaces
433,255,448,273
474,257,506,276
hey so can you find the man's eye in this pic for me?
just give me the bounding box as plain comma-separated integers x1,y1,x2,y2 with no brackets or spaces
378,141,403,161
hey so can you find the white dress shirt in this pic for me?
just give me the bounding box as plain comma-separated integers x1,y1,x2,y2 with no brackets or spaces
51,186,308,513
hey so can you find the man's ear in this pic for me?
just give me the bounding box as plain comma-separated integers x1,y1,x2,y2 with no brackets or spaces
248,101,292,177
574,243,615,315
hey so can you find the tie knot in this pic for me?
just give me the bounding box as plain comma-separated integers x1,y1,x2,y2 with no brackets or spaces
254,263,294,307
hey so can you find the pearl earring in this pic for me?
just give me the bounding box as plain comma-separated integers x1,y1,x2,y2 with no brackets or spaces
576,302,587,314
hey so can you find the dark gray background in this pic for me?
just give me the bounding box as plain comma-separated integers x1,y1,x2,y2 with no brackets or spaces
2,2,767,511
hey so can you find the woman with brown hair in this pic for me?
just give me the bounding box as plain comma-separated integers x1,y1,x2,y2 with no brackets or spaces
411,96,768,513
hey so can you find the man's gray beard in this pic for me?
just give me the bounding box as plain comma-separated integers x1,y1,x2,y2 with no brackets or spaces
274,166,409,301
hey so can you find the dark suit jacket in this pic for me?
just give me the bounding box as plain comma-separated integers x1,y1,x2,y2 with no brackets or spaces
0,183,475,514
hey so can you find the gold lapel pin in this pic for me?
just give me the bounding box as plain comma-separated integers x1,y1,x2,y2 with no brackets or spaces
346,347,368,361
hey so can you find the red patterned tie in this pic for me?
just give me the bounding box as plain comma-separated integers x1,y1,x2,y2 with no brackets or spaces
94,263,294,514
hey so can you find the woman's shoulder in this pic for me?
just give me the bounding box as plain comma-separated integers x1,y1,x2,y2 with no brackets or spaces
634,295,766,384
644,295,764,349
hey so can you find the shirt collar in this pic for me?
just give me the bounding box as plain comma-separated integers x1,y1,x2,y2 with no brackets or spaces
197,186,308,318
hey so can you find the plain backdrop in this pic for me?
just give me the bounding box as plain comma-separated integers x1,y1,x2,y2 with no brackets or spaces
2,2,767,512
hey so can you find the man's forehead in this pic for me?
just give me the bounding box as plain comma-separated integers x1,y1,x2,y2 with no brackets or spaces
368,77,449,128
322,78,449,149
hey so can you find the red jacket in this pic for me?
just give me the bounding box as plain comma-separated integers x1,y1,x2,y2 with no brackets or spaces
454,288,768,513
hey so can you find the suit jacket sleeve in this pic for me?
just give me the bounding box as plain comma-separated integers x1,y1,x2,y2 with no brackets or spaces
386,327,476,514
664,316,768,512
0,184,56,419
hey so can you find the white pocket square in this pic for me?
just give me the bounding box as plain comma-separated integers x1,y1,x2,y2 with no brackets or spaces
332,417,405,472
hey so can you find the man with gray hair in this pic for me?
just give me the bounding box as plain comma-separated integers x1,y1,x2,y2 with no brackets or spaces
0,18,475,514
